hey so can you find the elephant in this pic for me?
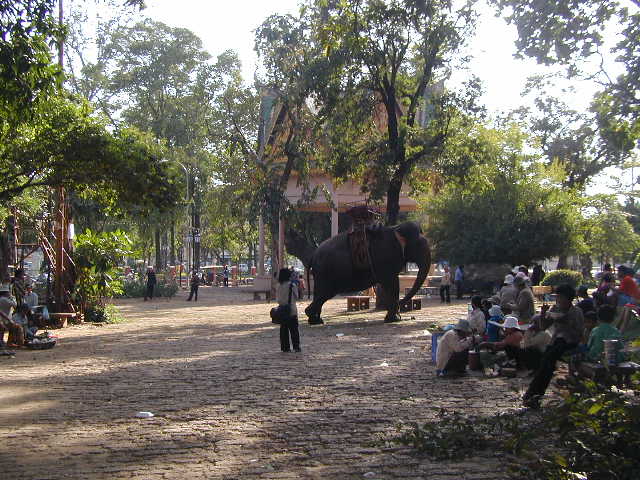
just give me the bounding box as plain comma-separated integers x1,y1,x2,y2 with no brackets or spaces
305,221,431,324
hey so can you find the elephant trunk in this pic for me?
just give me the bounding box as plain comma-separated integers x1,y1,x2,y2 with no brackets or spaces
400,237,431,303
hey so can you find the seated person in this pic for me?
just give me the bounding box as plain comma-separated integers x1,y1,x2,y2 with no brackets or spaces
581,310,597,344
486,304,504,342
586,304,622,362
510,316,552,371
593,272,616,307
523,284,584,408
499,275,517,314
576,285,595,314
435,319,480,377
12,304,37,341
616,265,640,306
23,284,38,310
505,276,535,323
467,295,486,335
479,315,524,359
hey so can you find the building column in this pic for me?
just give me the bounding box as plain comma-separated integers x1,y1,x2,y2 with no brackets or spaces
331,183,339,237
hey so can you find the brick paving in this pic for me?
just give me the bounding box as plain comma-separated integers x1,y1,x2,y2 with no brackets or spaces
0,287,536,479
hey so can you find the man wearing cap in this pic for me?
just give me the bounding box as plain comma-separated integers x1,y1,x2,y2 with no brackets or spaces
435,319,479,376
499,274,517,313
505,276,535,323
523,284,584,408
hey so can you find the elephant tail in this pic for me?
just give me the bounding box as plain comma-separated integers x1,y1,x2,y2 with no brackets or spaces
306,265,312,300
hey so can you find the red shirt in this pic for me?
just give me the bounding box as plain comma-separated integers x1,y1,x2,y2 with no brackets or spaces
620,275,640,299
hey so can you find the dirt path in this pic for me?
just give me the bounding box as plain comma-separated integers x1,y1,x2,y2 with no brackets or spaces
1,287,534,479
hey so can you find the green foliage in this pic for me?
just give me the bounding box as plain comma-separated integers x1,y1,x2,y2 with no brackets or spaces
85,303,126,324
296,0,482,224
73,229,133,312
492,0,640,150
391,380,640,480
119,277,178,298
0,0,63,126
0,94,181,209
423,125,580,265
540,269,584,289
580,195,640,264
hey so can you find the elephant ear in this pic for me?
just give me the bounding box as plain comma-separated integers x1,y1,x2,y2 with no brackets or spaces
394,222,421,242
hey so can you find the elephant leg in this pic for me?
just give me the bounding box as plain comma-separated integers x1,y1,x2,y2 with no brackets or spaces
383,277,401,323
305,290,331,325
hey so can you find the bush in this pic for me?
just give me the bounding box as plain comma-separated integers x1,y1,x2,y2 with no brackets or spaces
85,304,126,324
389,379,640,480
119,278,178,298
540,269,583,289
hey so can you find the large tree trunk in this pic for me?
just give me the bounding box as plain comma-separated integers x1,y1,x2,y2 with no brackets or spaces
154,228,161,271
556,254,568,269
170,223,175,266
580,254,593,280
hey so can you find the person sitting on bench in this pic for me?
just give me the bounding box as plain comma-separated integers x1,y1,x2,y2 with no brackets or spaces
586,304,622,363
522,284,584,409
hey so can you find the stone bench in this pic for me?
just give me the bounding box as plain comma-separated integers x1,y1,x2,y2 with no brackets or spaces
347,296,370,311
399,298,422,312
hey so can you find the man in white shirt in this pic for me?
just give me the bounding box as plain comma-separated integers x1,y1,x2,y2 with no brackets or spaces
436,319,479,376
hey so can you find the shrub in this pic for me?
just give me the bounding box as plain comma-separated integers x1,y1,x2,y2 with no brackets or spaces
119,278,178,298
540,269,583,289
85,304,126,324
389,379,640,480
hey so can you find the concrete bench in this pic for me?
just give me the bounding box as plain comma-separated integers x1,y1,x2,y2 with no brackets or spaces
347,296,370,311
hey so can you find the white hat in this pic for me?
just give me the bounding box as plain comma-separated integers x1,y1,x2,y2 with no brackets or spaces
453,318,472,333
488,315,523,330
502,316,523,330
504,274,514,285
488,305,502,317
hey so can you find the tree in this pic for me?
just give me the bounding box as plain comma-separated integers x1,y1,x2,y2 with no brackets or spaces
423,125,580,265
0,94,180,207
491,0,640,145
305,0,482,225
579,195,640,269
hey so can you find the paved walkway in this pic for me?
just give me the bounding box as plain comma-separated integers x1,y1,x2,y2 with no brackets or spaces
1,287,536,479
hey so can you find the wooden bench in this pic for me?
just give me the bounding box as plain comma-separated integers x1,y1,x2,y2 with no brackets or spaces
404,286,439,297
532,285,553,300
347,296,370,311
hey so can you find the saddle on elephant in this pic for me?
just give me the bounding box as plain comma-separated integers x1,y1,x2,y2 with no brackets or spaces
346,205,380,273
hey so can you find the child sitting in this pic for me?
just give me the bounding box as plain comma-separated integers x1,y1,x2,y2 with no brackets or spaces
586,304,623,362
576,285,595,314
486,304,503,342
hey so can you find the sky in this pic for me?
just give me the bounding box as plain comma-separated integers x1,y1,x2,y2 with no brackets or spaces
141,0,597,114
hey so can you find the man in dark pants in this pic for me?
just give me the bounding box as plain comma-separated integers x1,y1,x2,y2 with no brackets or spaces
440,264,451,303
187,271,199,301
144,266,157,301
523,284,584,408
223,265,229,287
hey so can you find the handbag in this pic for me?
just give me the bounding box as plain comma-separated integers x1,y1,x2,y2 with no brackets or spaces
271,282,293,324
